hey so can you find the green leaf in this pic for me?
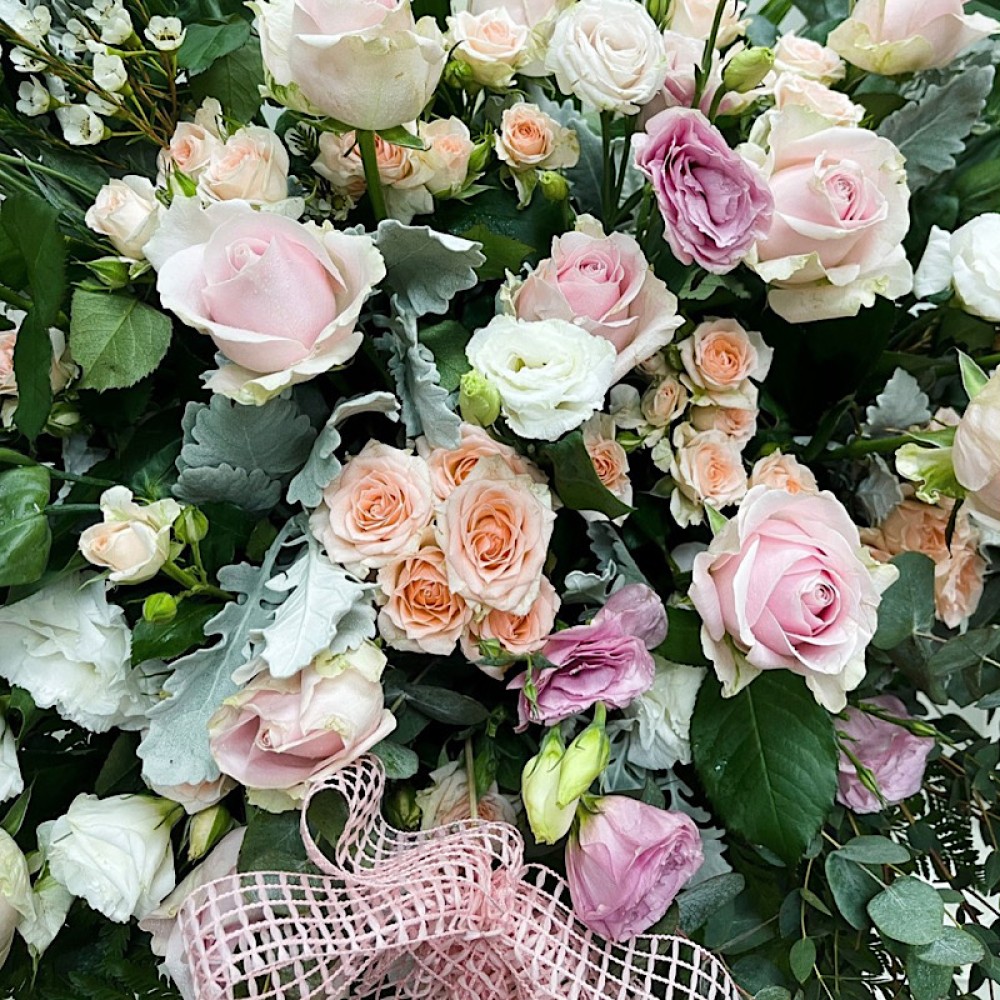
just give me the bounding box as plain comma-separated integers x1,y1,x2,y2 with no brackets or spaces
1,784,31,837
836,836,911,865
176,17,251,75
927,627,1000,675
958,350,989,400
376,124,425,150
131,601,219,665
867,877,944,945
906,953,954,1000
825,853,882,930
878,66,995,191
459,224,535,281
191,37,264,123
420,320,471,393
239,807,315,874
691,673,838,864
371,739,420,779
94,732,142,796
789,938,816,983
403,685,489,726
1,192,66,439
544,431,634,520
872,552,936,650
656,607,710,667
676,873,745,933
70,290,172,391
0,466,51,586
914,928,986,967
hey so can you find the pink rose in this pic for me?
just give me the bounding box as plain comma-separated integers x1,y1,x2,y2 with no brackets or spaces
415,760,518,828
310,441,435,575
377,543,472,655
436,458,556,614
208,644,395,801
836,695,934,814
749,451,819,495
634,108,773,275
690,487,899,712
507,225,682,382
744,108,912,323
148,200,385,404
420,117,475,197
583,414,632,512
495,102,580,173
461,576,560,671
566,795,703,942
642,374,689,428
829,0,999,76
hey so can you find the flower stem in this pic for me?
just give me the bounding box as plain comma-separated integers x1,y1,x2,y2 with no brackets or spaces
464,737,479,821
600,110,617,228
692,0,728,108
820,434,911,463
357,130,387,223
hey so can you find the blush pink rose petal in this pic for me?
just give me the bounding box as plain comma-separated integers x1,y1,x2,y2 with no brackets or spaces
634,108,774,275
147,199,385,404
690,486,899,712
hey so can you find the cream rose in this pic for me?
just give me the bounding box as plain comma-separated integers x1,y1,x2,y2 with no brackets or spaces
158,120,222,185
420,117,475,197
84,176,162,260
773,33,845,83
744,107,913,323
448,8,529,88
495,102,579,172
197,126,291,206
690,403,758,446
914,216,1000,323
679,318,773,405
309,441,435,575
749,451,819,495
465,316,617,441
670,425,748,527
436,458,556,614
668,0,747,47
147,199,385,404
829,0,999,75
642,374,689,428
545,0,667,115
79,486,181,585
772,74,864,127
377,542,472,655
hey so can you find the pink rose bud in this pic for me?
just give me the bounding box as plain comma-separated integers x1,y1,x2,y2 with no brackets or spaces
634,108,773,275
836,695,934,814
567,796,703,942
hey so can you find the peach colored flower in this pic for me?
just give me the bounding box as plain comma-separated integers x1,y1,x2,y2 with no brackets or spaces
159,120,221,182
690,403,758,446
377,542,472,655
679,318,773,404
669,424,748,527
416,760,517,829
583,413,632,510
641,374,689,428
197,126,290,206
420,117,474,196
310,441,435,575
448,8,529,88
749,452,819,495
436,457,556,614
495,102,580,171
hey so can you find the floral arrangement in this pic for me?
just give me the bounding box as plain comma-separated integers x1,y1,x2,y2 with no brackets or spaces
0,0,998,997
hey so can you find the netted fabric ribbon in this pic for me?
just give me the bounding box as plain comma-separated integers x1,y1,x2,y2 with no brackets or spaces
178,756,742,1000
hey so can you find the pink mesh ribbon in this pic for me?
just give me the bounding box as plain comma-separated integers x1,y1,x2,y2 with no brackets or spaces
179,756,742,1000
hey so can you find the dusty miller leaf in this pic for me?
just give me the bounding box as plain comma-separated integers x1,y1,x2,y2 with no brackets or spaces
175,394,316,513
373,221,485,317
137,521,297,786
287,391,400,508
857,456,905,526
879,66,995,191
865,368,931,433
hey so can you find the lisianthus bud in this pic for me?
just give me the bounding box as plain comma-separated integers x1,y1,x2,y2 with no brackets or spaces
459,370,502,426
45,402,83,437
895,442,964,505
188,803,231,862
722,46,775,94
385,786,422,830
175,506,209,544
557,704,610,808
143,592,178,624
538,170,570,202
522,728,577,845
444,58,476,91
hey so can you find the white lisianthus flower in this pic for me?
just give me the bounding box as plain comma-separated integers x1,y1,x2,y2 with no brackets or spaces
39,794,179,923
624,656,706,770
0,714,23,804
465,316,617,441
78,486,181,584
545,0,667,114
55,104,106,145
915,215,1000,323
0,830,33,968
144,15,186,51
0,575,150,732
92,51,127,92
16,77,50,116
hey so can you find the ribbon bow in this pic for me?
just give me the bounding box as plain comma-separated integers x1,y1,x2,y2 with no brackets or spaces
179,756,740,1000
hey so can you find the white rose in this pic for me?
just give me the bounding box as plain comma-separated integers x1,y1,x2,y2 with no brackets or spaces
146,775,236,816
197,126,291,206
84,176,162,260
625,657,706,770
448,8,529,88
0,830,32,968
0,576,150,733
914,216,1000,323
0,714,23,804
773,33,845,84
79,486,181,584
39,793,179,923
465,316,617,441
772,74,864,127
668,0,747,47
545,0,667,115
271,0,447,131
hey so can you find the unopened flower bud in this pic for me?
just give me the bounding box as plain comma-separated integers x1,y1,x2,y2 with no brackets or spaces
143,592,178,624
467,137,492,176
444,58,476,91
557,704,610,808
175,506,208,545
538,170,570,202
645,0,670,28
722,47,775,94
188,804,231,862
87,255,131,289
895,443,964,505
522,727,577,845
45,402,84,437
385,786,422,831
459,370,501,427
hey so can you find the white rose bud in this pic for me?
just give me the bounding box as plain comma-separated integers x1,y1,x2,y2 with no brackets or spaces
39,793,179,922
85,176,162,260
78,486,181,584
144,15,186,50
447,8,529,88
546,0,667,115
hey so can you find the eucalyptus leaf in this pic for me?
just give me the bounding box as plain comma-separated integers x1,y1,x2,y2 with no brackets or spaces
914,927,986,967
868,877,944,945
676,873,746,933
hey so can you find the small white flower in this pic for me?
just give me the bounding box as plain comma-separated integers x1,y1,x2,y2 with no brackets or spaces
11,6,51,44
66,16,90,39
56,103,106,144
9,46,45,73
16,76,50,116
99,6,132,44
85,0,118,19
144,14,185,51
58,31,87,56
85,88,121,115
92,50,126,91
0,714,23,804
